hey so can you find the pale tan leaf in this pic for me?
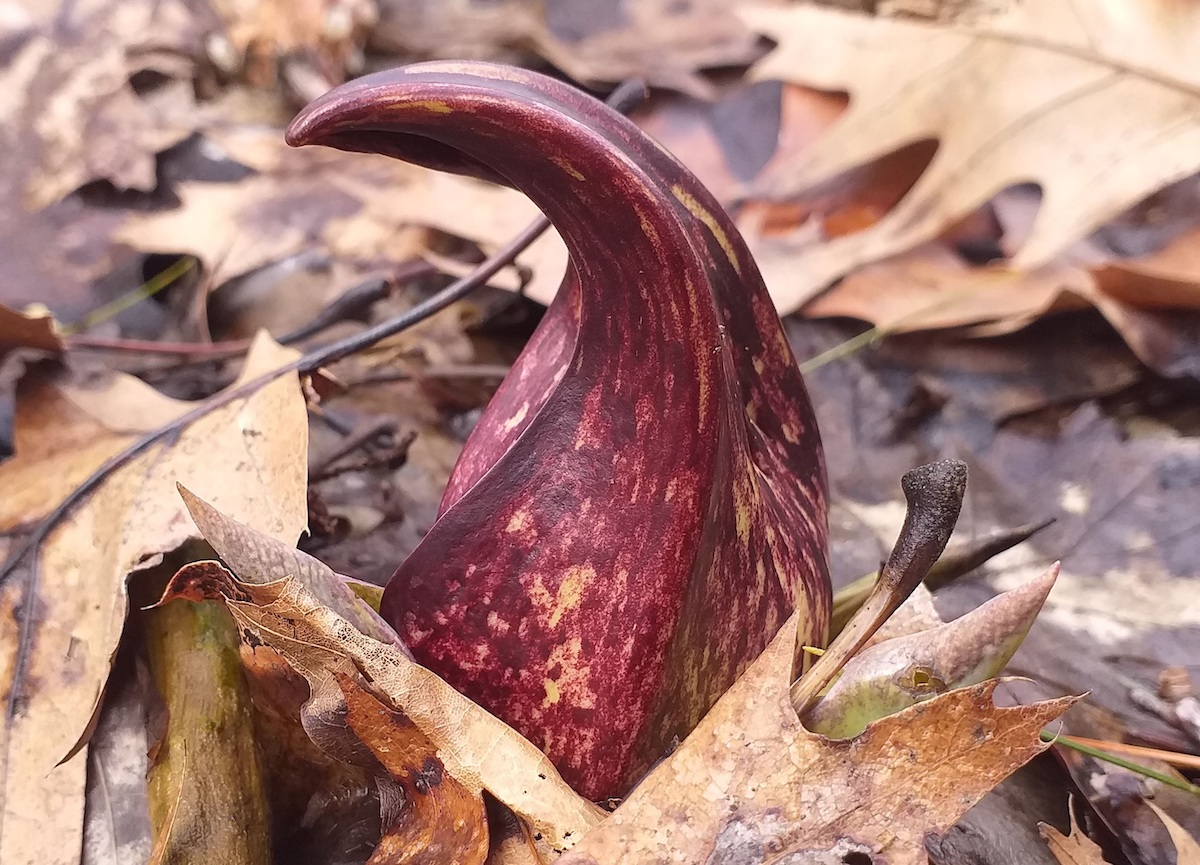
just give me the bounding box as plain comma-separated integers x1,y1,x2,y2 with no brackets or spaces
1147,801,1200,865
0,332,307,865
115,127,568,304
740,1,1200,311
557,610,1077,865
1039,811,1111,865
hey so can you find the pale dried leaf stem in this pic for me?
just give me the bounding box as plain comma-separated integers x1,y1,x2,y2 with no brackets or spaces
1043,731,1200,797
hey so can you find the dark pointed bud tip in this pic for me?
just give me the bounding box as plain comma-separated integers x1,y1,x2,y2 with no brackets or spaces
880,459,968,593
901,459,967,521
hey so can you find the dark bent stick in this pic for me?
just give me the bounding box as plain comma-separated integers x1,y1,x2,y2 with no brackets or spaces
790,458,968,717
1,78,649,737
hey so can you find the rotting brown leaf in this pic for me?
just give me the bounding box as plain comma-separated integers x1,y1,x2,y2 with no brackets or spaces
336,672,490,865
556,611,1077,865
156,554,603,854
370,0,761,99
1,0,207,211
0,333,306,865
740,0,1200,311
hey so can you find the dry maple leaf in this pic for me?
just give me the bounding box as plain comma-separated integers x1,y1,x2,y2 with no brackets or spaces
558,610,1078,865
740,0,1200,311
0,333,307,865
286,60,830,799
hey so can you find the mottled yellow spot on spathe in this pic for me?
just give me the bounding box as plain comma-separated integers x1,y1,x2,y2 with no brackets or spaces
506,509,533,533
405,99,453,114
503,402,529,433
671,184,741,274
551,155,585,182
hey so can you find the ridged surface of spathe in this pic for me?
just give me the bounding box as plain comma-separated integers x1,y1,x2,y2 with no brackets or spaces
287,61,830,800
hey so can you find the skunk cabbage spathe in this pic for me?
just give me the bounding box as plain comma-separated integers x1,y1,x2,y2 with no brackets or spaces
287,62,830,799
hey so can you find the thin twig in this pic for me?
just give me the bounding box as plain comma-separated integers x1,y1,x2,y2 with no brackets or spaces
65,261,438,359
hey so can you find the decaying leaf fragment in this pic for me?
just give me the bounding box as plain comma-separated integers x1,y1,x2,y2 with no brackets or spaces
0,304,63,361
336,672,489,865
557,610,1078,865
156,554,603,856
288,59,830,800
1040,810,1111,865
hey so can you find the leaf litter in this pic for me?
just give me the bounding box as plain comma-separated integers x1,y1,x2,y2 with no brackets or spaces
0,333,307,865
3,0,1200,862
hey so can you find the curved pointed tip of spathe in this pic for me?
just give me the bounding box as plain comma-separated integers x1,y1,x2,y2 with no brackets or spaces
285,89,341,148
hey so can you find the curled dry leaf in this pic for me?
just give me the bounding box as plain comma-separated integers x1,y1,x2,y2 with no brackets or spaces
0,333,306,865
288,59,830,800
177,487,403,650
805,564,1059,738
741,0,1200,311
156,552,603,855
558,611,1079,865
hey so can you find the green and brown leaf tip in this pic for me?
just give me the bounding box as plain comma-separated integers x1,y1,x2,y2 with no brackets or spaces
286,61,830,799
